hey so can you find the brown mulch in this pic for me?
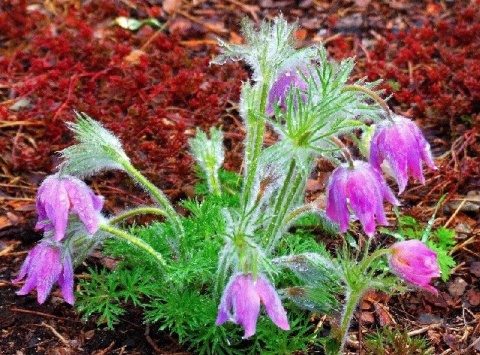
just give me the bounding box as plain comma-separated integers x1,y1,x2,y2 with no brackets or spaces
1,0,479,354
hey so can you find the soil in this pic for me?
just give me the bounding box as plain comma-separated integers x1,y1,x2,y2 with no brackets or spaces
1,0,479,354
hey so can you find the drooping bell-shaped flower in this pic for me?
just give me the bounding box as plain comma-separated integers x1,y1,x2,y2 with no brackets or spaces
388,239,441,293
266,68,307,116
13,240,75,304
326,161,399,237
36,174,104,242
369,114,436,193
216,273,290,338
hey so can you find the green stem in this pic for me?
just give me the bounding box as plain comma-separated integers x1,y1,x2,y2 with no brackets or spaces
119,158,185,243
342,84,393,122
207,169,222,196
264,160,306,254
284,202,315,225
99,224,167,269
335,247,392,354
108,207,167,225
359,248,392,274
337,289,364,355
330,136,355,169
240,82,269,214
263,160,296,247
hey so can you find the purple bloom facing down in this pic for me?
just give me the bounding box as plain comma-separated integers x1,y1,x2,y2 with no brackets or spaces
36,174,104,242
216,273,290,338
369,115,436,194
389,239,441,294
326,161,399,237
266,69,307,116
13,241,75,305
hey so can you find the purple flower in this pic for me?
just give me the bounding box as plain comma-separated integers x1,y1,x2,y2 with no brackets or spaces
388,239,441,294
216,273,290,338
369,115,436,193
36,174,104,242
266,69,307,116
13,240,74,305
326,161,399,237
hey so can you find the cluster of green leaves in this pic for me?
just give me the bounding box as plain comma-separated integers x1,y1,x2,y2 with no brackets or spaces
75,169,324,354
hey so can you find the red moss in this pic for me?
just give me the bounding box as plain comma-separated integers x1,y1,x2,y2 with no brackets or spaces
359,2,479,137
0,1,247,196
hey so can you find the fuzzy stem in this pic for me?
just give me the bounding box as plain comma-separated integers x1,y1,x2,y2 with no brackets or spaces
108,207,167,225
342,84,393,122
330,136,355,169
99,224,167,269
359,248,392,274
336,289,364,355
264,160,306,254
118,158,185,245
284,202,315,225
240,81,269,214
207,169,222,196
335,247,392,354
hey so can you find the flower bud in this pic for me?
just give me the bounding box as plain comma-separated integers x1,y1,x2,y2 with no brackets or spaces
389,239,441,293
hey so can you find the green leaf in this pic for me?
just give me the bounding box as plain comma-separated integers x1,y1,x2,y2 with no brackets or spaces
115,17,143,31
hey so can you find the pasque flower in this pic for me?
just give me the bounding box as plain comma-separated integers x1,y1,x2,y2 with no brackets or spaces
216,273,290,338
326,161,399,237
388,239,441,293
36,174,104,242
13,240,75,304
369,114,436,193
266,68,307,116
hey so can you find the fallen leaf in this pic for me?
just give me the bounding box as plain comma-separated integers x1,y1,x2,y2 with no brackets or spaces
447,277,468,297
163,0,182,14
465,288,480,306
360,311,374,324
470,262,480,277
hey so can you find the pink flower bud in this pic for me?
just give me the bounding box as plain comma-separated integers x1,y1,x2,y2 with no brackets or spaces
389,239,441,293
266,69,307,116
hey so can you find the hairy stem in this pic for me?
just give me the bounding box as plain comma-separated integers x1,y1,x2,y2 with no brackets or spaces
118,158,185,247
108,207,167,225
240,81,269,214
99,224,167,269
342,84,393,122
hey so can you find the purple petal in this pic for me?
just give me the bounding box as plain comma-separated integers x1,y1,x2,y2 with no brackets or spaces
326,167,350,233
370,116,436,194
39,176,70,241
58,252,75,305
215,277,235,326
254,275,290,331
12,245,36,284
34,247,63,304
380,125,409,193
65,177,101,235
346,168,378,237
233,275,260,339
